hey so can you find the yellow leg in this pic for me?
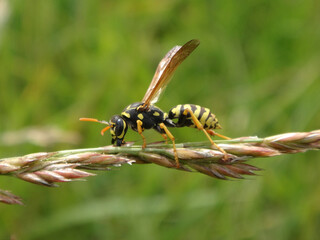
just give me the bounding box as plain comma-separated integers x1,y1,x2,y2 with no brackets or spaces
137,120,146,149
183,109,229,160
160,133,168,144
206,129,231,140
159,123,179,168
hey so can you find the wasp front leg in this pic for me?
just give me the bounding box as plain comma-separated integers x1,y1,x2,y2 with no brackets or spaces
160,133,168,144
136,120,147,149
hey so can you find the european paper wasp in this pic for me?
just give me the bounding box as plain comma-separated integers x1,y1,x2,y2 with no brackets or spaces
80,39,230,167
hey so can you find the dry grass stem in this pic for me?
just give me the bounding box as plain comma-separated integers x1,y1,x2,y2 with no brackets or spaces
1,129,319,204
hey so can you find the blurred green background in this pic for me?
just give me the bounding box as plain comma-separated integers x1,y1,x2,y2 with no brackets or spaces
1,0,320,239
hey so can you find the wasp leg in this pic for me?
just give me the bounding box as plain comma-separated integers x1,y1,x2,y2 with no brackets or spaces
161,133,168,144
183,109,229,160
206,129,231,140
137,120,147,149
159,123,179,168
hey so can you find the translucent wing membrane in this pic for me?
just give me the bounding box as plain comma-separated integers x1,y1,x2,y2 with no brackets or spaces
142,39,200,107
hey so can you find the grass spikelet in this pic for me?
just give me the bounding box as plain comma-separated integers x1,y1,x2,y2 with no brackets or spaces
0,129,319,204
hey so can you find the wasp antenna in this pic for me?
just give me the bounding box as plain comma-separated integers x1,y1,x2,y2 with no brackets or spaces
79,118,110,125
79,118,99,122
101,126,111,136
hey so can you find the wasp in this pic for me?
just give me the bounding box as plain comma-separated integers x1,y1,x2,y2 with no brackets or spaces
80,39,230,167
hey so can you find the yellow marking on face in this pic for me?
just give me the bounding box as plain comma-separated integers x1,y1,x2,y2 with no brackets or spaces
122,112,130,118
153,111,160,117
163,112,168,119
138,113,144,120
118,121,127,138
110,129,115,135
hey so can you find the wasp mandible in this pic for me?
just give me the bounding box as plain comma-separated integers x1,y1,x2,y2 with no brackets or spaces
80,39,230,167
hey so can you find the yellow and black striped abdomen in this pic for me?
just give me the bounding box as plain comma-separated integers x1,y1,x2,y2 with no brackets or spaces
168,104,221,129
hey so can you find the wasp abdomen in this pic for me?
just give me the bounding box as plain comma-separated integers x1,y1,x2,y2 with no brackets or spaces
168,104,221,129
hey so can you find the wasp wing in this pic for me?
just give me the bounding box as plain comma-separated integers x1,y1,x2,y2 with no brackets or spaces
142,39,200,107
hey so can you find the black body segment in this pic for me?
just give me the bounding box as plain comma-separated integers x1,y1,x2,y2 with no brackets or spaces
121,102,175,133
168,104,221,129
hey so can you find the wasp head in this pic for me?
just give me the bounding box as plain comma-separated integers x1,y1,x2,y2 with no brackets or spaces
109,115,128,146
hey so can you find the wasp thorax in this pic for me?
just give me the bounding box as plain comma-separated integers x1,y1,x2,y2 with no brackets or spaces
109,115,128,146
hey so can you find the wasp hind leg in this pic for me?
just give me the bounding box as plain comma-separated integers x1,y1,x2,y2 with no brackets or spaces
159,123,180,168
206,129,231,140
182,109,229,161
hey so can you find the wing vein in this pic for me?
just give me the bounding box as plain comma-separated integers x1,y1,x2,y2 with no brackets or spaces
142,39,200,107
